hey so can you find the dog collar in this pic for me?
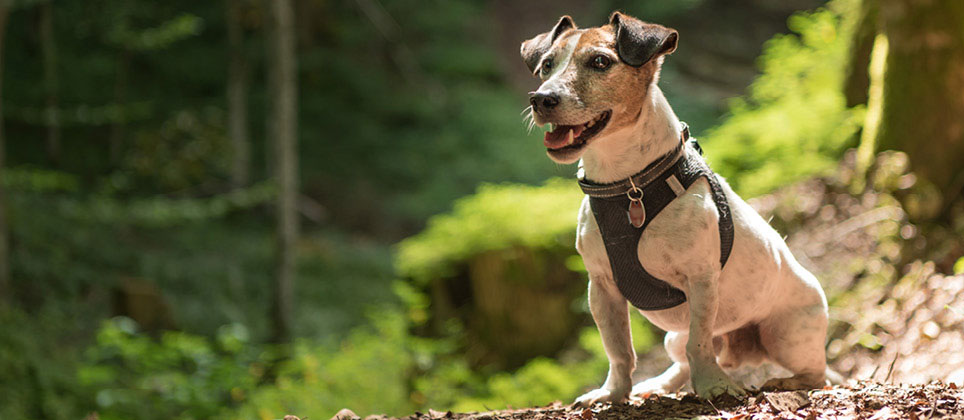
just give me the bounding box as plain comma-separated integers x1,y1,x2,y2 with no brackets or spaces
577,123,692,199
577,143,684,199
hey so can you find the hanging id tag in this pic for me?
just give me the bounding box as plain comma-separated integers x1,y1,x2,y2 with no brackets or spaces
626,186,645,228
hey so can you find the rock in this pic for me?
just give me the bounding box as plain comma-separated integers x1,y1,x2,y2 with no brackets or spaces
947,367,964,387
428,409,453,419
330,408,361,420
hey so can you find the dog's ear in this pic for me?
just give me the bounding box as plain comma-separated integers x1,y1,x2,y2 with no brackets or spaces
609,11,677,67
520,15,576,73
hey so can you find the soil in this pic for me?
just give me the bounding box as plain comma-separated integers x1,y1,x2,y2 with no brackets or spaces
326,381,964,420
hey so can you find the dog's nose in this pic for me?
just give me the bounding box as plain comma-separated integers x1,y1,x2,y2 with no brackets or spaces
529,92,560,110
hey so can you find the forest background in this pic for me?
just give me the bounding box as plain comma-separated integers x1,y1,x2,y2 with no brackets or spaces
0,0,962,419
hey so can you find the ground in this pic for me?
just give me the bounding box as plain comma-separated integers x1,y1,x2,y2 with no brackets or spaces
326,381,964,420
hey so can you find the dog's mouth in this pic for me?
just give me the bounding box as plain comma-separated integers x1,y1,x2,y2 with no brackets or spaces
543,110,611,153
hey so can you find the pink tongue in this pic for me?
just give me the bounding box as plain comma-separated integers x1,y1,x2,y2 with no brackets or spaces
543,125,585,149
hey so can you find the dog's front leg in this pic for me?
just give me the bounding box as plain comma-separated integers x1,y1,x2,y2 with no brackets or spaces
574,273,634,407
686,270,746,400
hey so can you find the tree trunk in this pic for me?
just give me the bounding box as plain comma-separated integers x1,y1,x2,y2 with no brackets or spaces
843,0,879,108
267,0,298,343
109,52,129,164
227,0,249,189
0,0,11,302
875,0,964,220
39,1,60,164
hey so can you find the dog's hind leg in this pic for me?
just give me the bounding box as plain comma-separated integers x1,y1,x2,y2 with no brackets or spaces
631,331,690,396
686,270,747,399
758,301,829,390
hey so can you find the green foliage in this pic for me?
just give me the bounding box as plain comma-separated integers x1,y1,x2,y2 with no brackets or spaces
70,312,654,419
0,307,86,420
438,312,656,413
79,318,264,420
124,109,231,192
296,0,561,230
703,0,864,197
1,166,80,192
231,312,418,420
6,167,393,338
396,179,583,284
108,13,203,51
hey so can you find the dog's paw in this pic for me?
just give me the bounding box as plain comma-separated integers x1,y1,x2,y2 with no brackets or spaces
691,370,746,401
631,377,680,397
573,387,629,407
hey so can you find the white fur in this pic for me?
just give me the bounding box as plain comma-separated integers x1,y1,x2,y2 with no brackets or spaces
570,85,830,405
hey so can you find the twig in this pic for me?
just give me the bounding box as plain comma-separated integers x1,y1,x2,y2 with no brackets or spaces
869,363,882,381
884,352,899,383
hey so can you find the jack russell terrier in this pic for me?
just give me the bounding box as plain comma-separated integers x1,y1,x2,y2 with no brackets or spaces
520,12,833,405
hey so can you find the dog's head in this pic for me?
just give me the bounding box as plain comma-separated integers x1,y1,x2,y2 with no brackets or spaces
521,12,678,164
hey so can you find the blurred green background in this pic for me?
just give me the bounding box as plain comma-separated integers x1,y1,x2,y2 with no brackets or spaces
1,0,962,419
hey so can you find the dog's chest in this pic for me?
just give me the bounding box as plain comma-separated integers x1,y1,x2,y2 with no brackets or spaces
577,150,732,311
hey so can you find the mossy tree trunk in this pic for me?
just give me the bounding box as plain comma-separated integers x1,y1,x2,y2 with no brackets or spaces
873,0,964,220
429,247,585,369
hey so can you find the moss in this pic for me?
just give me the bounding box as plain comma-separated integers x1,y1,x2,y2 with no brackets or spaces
395,178,584,284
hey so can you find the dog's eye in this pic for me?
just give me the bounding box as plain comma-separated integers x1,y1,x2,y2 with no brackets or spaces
540,59,553,76
590,55,612,70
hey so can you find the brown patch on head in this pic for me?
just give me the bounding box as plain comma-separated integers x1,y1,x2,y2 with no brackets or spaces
571,26,654,134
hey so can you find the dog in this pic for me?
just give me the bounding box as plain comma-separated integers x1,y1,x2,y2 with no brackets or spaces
520,12,832,405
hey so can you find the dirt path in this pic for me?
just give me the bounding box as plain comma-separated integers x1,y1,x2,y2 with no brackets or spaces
328,381,964,420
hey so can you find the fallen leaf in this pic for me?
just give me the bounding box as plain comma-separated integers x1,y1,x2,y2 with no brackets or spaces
579,407,593,420
764,391,810,412
869,406,899,420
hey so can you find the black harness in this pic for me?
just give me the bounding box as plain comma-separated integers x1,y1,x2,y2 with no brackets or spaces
577,125,734,310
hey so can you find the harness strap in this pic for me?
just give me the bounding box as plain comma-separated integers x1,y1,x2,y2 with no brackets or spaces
577,124,734,310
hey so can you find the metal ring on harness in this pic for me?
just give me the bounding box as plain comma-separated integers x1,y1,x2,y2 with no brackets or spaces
627,178,643,200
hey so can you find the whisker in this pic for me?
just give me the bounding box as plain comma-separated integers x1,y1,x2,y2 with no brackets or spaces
521,105,540,134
